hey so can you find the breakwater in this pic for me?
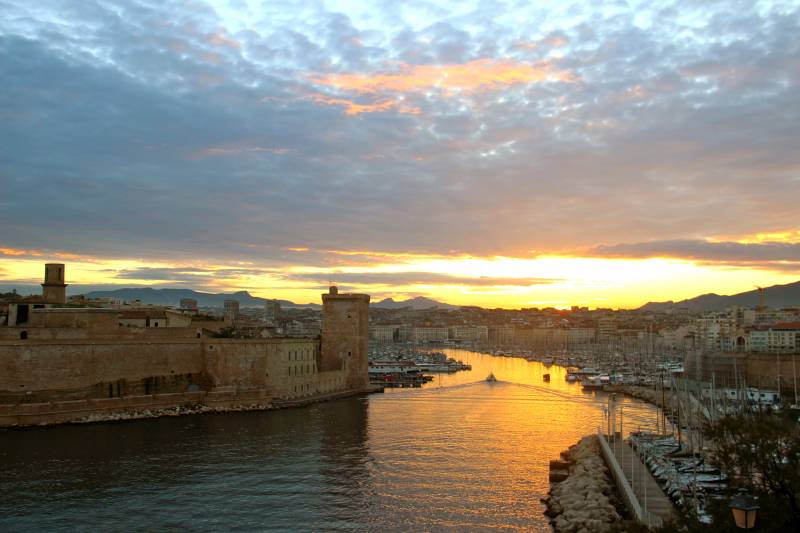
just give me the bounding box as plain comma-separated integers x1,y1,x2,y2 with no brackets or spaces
604,384,676,410
544,436,623,533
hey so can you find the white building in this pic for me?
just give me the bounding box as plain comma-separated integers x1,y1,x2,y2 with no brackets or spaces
412,326,449,343
448,325,489,343
749,322,800,353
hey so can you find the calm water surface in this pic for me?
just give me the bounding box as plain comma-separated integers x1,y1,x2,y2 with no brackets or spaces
0,350,660,532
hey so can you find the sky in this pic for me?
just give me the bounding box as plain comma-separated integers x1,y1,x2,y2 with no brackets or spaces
1,0,799,308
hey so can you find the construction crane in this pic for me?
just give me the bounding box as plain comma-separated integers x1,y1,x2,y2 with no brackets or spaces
755,285,766,310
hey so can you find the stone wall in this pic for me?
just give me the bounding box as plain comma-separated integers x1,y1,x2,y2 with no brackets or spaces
0,335,361,427
0,326,203,341
685,350,800,394
0,339,206,404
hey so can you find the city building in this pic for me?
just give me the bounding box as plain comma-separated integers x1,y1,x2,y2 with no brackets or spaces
224,299,240,322
412,326,449,343
264,301,281,325
749,322,800,354
180,298,198,312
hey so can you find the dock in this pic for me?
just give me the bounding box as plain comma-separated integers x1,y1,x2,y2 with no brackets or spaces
598,433,674,527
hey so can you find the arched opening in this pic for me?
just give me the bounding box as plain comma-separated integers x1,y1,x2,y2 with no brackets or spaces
20,331,28,340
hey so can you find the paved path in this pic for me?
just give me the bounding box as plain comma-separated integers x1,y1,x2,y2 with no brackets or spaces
609,439,674,524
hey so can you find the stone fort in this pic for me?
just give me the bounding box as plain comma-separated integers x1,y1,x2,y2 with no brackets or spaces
0,264,372,427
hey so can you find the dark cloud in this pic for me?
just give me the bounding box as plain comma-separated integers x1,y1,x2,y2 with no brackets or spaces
281,271,562,287
0,0,798,265
591,240,800,273
112,266,270,281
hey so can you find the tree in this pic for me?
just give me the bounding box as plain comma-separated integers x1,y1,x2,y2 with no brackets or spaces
700,408,800,532
617,409,799,533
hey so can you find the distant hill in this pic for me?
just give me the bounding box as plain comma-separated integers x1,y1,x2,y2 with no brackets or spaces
639,280,800,313
84,288,320,309
371,296,458,310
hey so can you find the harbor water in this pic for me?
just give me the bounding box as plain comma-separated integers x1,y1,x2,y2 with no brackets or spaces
0,350,662,532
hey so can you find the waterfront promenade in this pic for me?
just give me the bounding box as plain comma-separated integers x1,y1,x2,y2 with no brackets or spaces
600,434,674,526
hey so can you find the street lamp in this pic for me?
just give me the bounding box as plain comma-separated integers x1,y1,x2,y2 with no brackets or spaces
730,489,759,529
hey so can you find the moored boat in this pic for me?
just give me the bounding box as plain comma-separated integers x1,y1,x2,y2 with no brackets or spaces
581,376,604,390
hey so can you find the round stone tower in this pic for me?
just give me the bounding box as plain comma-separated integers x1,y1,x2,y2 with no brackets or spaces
42,263,67,304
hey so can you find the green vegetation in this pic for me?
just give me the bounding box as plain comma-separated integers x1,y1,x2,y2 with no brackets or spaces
621,409,800,532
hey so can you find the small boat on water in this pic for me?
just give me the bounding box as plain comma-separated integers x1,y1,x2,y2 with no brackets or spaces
486,373,497,382
543,373,551,382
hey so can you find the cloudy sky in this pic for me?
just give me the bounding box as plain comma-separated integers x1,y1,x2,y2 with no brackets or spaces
1,0,799,307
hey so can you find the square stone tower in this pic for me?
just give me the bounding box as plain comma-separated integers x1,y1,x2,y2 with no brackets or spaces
320,286,370,390
41,263,67,304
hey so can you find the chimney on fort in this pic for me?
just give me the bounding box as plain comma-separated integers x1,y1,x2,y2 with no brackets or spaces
320,286,370,390
41,263,67,304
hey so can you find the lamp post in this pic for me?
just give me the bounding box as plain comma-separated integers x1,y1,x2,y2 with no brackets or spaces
730,489,759,529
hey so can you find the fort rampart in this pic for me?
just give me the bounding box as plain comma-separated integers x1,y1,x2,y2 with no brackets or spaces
0,335,359,428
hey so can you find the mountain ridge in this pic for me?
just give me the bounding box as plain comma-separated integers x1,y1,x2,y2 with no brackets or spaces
371,296,458,310
85,288,320,308
639,280,800,312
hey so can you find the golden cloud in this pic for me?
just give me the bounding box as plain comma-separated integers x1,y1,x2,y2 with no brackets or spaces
310,58,575,95
309,94,420,116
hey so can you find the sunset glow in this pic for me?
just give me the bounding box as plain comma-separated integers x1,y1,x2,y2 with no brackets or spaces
2,244,797,308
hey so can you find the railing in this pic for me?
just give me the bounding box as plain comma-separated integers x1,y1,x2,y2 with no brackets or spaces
597,431,663,528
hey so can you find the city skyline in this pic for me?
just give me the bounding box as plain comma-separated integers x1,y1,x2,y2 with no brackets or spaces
2,1,799,308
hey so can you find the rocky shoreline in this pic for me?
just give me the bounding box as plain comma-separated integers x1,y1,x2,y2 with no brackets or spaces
72,402,273,424
9,387,384,428
544,435,624,533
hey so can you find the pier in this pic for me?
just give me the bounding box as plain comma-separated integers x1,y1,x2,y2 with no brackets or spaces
598,432,674,527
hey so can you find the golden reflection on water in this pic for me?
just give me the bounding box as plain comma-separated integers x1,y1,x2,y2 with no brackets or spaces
369,349,661,531
0,350,663,532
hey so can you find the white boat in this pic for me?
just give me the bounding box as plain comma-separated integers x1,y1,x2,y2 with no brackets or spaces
486,373,497,382
581,376,605,390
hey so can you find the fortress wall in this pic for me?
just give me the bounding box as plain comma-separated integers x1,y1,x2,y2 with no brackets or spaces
0,389,273,427
745,353,800,395
0,287,373,426
204,339,276,390
0,340,206,404
0,327,91,340
684,351,800,395
0,326,203,341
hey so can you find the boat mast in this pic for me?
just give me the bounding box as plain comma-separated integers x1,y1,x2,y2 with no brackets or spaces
793,353,798,407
